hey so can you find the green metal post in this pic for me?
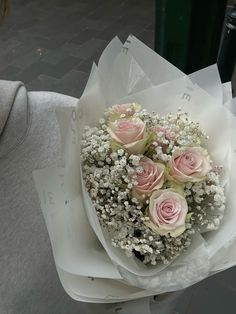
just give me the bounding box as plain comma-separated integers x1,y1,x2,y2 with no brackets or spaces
155,0,193,71
155,0,228,74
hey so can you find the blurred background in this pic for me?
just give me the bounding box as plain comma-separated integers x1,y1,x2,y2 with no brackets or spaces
0,0,156,97
0,1,236,313
0,0,235,98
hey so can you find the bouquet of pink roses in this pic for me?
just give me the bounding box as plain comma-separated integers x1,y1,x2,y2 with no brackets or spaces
34,36,236,303
81,103,225,267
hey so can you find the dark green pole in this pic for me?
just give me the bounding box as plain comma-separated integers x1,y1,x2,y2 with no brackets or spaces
155,0,228,74
186,0,228,73
155,0,192,71
217,4,236,83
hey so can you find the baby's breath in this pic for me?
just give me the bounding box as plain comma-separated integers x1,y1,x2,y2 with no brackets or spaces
81,106,226,265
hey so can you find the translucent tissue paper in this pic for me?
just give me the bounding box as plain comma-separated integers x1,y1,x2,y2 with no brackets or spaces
33,36,236,302
33,105,157,302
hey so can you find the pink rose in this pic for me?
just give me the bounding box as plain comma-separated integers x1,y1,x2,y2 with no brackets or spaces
134,157,165,195
109,103,141,120
150,127,175,152
107,118,146,154
155,127,175,141
169,147,212,183
146,189,188,237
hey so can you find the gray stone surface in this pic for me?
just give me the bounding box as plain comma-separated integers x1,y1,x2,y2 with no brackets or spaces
0,0,155,98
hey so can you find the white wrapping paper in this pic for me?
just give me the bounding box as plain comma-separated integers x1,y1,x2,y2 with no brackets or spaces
33,105,157,301
33,35,236,302
79,69,235,291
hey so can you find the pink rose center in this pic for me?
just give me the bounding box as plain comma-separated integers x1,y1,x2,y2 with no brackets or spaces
156,199,180,225
115,121,143,144
174,152,202,175
137,162,157,187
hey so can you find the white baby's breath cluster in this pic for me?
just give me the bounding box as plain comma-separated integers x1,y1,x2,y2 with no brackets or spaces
81,103,226,265
183,168,226,232
136,108,208,162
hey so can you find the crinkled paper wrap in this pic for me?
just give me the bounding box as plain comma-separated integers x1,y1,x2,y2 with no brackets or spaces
33,35,236,302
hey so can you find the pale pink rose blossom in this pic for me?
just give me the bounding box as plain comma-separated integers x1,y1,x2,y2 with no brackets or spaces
155,127,175,141
134,157,165,195
146,189,188,237
109,103,141,120
169,147,212,183
107,118,146,154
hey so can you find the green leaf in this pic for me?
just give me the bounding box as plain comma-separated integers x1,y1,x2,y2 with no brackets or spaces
110,139,124,151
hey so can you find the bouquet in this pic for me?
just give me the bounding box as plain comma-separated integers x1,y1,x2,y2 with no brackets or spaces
81,103,225,267
33,36,236,305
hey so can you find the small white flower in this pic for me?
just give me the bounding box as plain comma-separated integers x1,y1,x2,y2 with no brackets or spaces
118,149,124,156
99,118,105,124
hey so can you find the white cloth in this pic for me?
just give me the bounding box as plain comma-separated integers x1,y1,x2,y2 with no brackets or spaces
0,80,102,313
